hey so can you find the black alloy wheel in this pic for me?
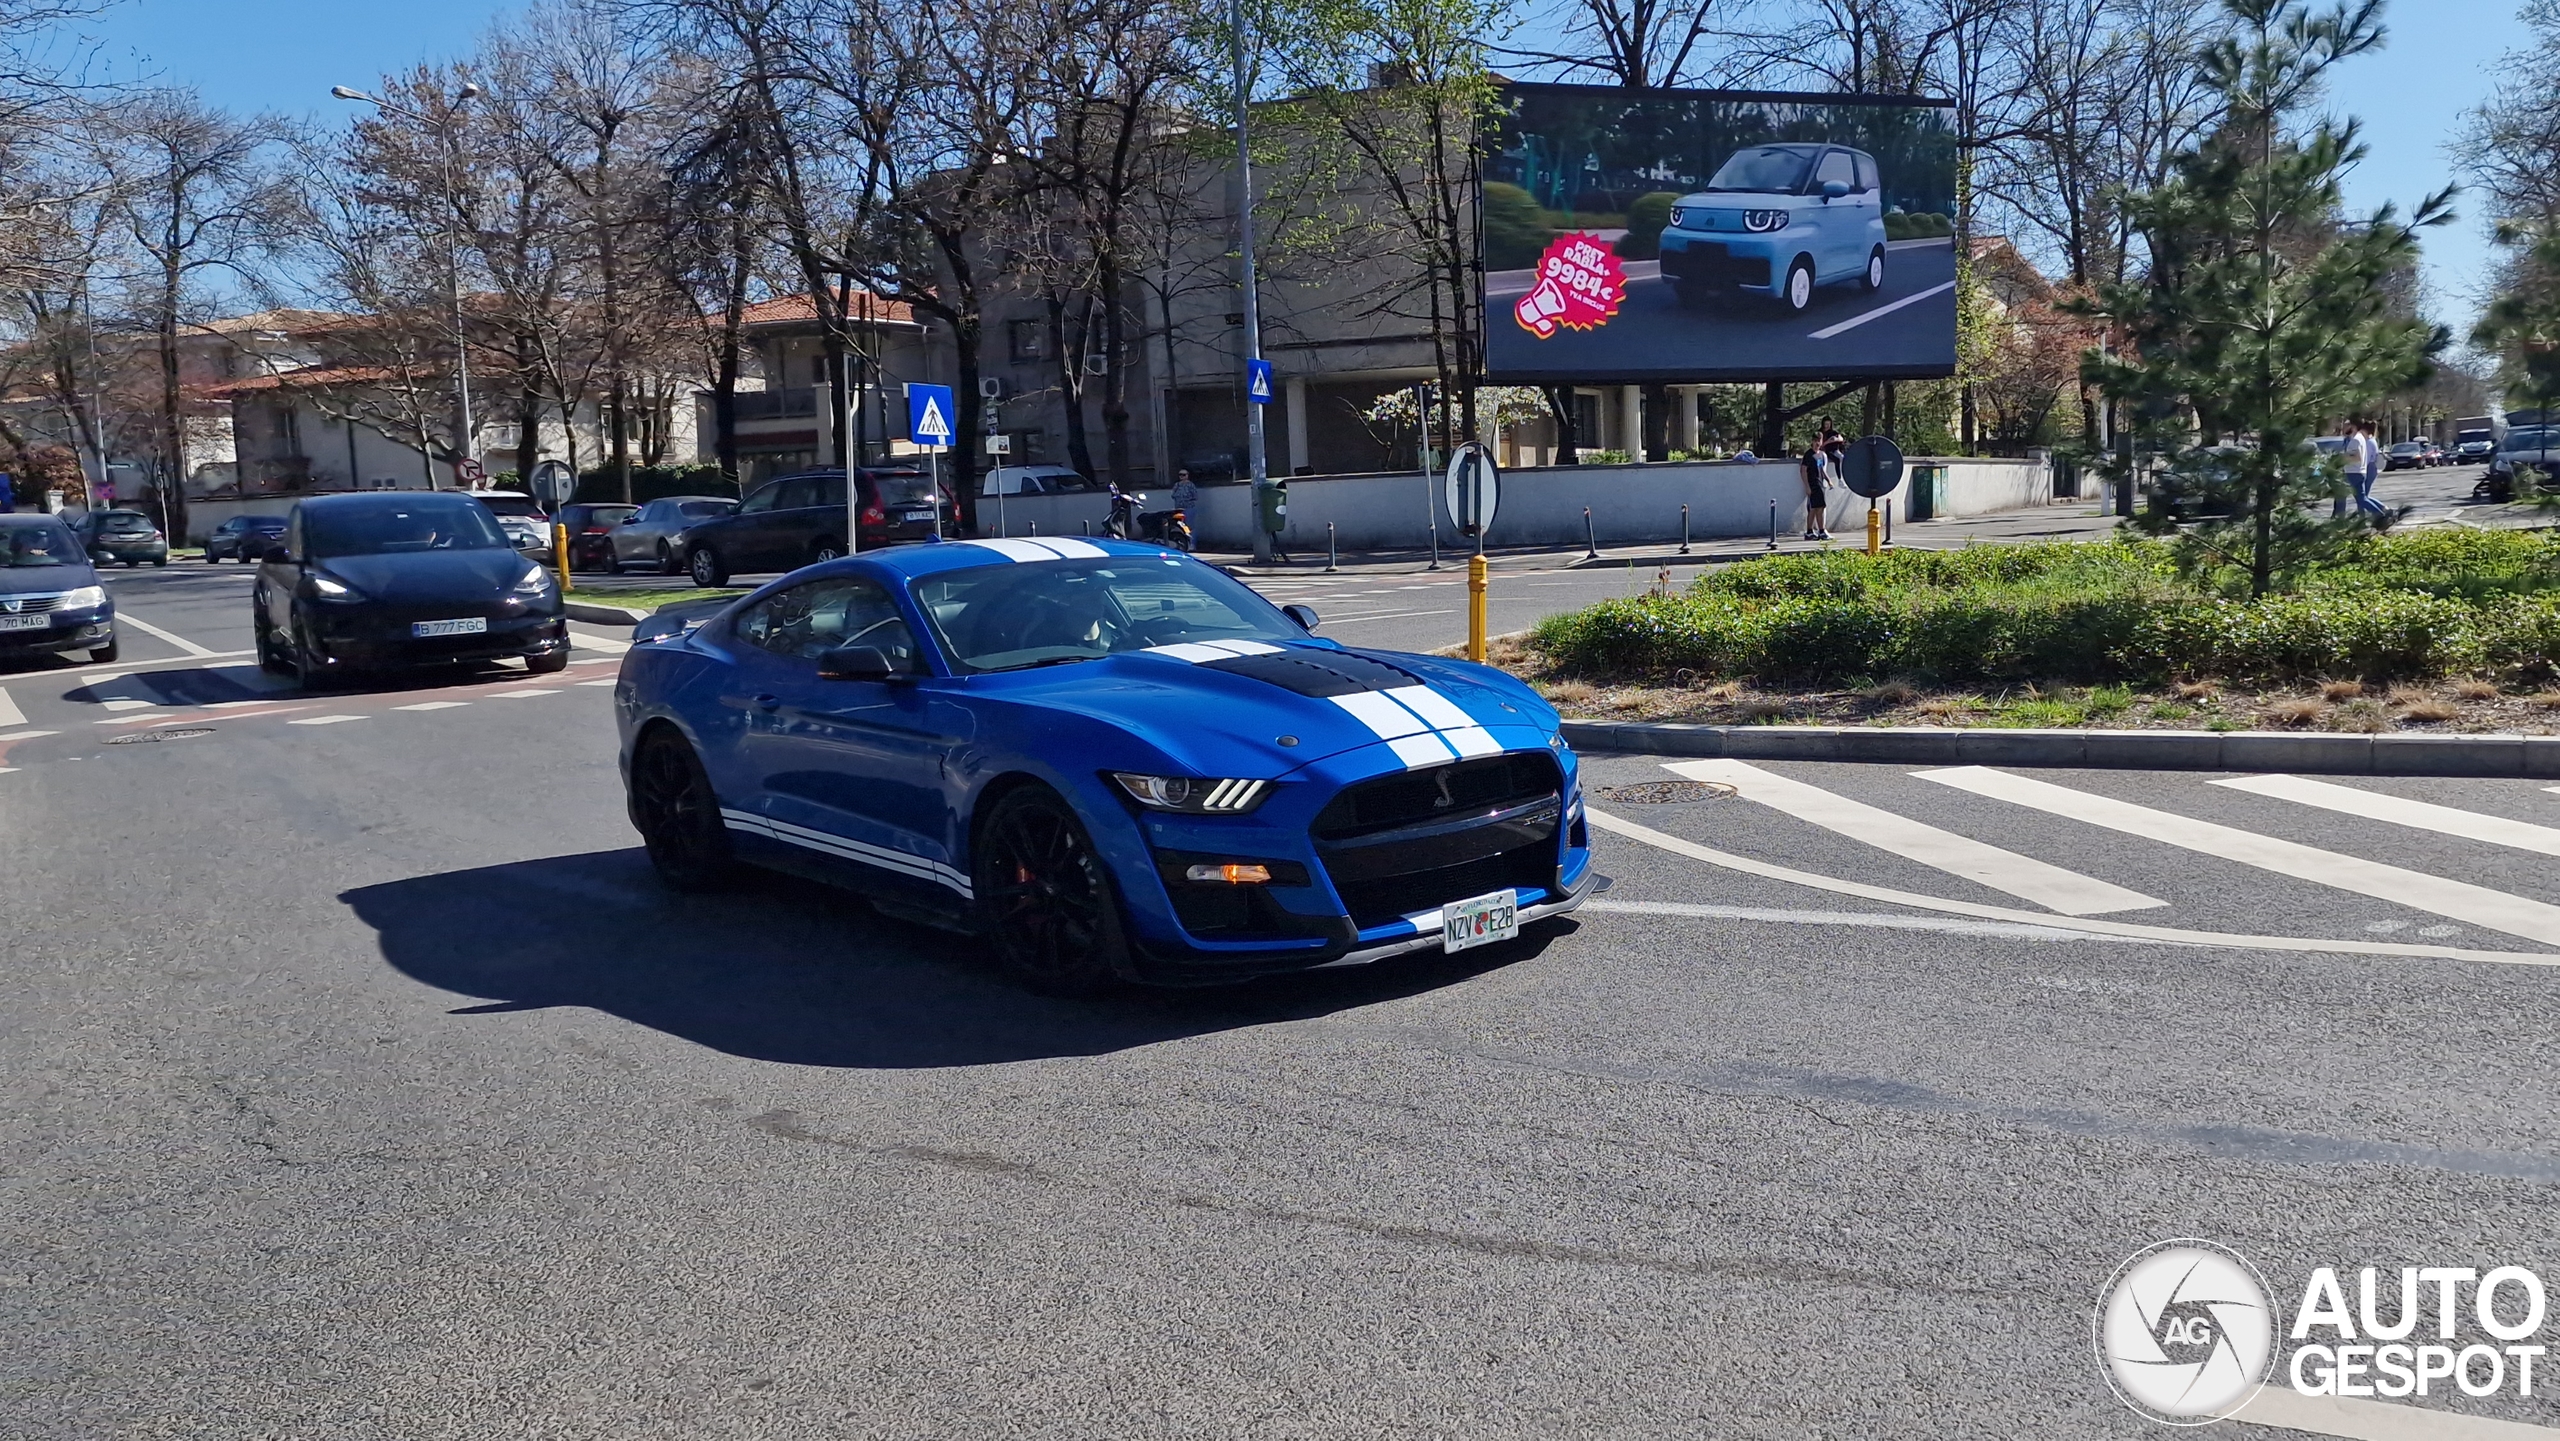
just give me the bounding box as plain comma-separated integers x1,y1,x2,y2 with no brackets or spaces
657,542,679,576
812,540,843,565
254,608,290,674
689,545,727,588
974,785,1129,995
630,730,735,891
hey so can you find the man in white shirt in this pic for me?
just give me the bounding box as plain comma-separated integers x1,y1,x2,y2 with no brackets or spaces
2352,421,2387,518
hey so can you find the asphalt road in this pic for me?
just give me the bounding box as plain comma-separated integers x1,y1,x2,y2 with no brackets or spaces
9,553,2560,1439
1485,237,1958,382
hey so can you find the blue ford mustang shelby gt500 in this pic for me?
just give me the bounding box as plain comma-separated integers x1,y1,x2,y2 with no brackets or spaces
614,536,1595,990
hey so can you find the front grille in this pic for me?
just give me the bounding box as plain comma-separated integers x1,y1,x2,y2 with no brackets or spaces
1328,839,1555,931
1662,243,1770,289
0,593,68,614
1314,753,1563,929
1313,752,1559,840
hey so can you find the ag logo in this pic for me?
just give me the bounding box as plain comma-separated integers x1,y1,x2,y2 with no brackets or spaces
2095,1239,2276,1424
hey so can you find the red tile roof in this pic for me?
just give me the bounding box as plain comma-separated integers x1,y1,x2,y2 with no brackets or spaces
738,292,918,327
194,365,400,399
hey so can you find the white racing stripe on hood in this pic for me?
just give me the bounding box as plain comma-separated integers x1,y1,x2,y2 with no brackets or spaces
1329,685,1504,769
1380,684,1501,759
1143,638,1285,663
955,536,1112,562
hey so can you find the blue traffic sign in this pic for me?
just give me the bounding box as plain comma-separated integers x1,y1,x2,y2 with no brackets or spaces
1245,359,1274,404
905,383,956,449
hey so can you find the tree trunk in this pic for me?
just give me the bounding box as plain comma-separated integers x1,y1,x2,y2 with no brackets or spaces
1757,382,1785,457
1050,295,1096,484
157,256,187,543
1544,385,1578,465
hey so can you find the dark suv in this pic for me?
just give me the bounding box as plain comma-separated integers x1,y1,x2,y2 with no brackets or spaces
681,467,951,587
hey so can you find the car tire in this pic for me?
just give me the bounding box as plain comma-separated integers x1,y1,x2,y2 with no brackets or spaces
526,648,571,675
688,546,727,588
973,784,1130,996
1779,257,1815,314
89,636,117,664
629,729,736,893
657,543,679,576
1862,245,1885,292
152,557,166,567
811,540,843,565
204,551,221,563
254,610,291,674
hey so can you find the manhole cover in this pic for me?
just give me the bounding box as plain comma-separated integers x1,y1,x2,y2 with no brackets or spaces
1596,780,1734,804
104,727,216,745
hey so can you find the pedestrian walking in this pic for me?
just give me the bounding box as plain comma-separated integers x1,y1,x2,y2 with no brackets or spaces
2352,420,2388,519
1799,435,1832,541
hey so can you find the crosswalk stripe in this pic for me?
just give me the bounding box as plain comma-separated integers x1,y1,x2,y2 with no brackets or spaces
0,687,21,729
1916,766,2560,948
2216,774,2560,858
289,715,369,726
393,701,471,712
115,611,219,657
1665,760,2164,915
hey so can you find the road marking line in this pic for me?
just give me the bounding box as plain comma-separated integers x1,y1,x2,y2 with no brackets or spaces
487,688,559,699
95,714,173,724
1581,807,2560,966
289,714,369,726
564,632,630,654
1666,759,2164,915
1587,898,2163,944
1808,279,1957,341
0,729,59,741
2234,1383,2560,1438
1322,609,1457,626
203,699,281,709
114,611,220,657
99,698,159,712
574,678,616,687
1917,766,2560,947
2217,774,2560,857
80,672,128,685
0,687,21,728
394,701,472,712
0,767,15,773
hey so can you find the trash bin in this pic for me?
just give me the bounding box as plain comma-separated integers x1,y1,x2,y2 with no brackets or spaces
1258,480,1288,533
1907,463,1948,521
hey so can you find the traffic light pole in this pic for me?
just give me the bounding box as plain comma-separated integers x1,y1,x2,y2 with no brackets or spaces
1232,0,1271,562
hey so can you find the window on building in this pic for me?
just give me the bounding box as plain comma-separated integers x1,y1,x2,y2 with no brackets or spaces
1008,320,1047,364
1571,392,1602,450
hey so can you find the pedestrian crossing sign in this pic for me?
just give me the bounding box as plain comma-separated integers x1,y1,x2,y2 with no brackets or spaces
905,383,956,449
1246,359,1274,404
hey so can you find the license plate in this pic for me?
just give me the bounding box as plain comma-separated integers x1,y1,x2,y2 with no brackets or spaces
1441,888,1520,953
412,617,488,637
898,509,934,522
0,612,47,631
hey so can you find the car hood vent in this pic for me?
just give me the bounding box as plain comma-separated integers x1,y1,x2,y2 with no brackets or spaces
1192,646,1423,698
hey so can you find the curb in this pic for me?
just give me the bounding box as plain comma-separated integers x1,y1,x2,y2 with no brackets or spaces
564,600,647,626
1558,721,2560,780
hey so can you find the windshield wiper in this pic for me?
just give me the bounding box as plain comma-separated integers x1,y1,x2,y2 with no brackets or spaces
1002,653,1102,671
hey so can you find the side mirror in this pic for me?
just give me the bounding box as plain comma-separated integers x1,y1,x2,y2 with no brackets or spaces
1282,603,1320,632
1822,180,1849,200
817,644,903,682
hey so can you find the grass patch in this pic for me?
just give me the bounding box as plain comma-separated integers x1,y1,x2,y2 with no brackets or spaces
580,586,745,613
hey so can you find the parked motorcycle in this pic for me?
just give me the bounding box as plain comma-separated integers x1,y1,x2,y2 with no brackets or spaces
1105,484,1193,551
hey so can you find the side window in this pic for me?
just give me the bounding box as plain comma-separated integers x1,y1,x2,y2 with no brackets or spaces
815,473,847,508
737,483,780,515
1816,151,1855,192
733,576,920,668
1854,153,1878,192
774,477,818,511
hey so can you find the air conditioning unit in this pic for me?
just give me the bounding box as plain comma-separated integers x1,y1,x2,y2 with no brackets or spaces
1084,353,1109,376
979,376,1006,400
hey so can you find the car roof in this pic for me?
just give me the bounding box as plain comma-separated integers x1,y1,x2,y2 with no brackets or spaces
842,535,1181,580
296,490,488,509
0,512,70,527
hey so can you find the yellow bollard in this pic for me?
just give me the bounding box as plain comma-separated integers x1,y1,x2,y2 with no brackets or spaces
1467,552,1488,661
553,522,574,593
1866,501,1882,557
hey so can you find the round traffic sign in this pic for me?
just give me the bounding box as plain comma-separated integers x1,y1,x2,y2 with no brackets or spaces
1839,435,1906,499
1444,443,1499,538
529,459,575,505
456,457,487,486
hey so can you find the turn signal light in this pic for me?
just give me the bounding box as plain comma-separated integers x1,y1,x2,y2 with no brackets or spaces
1185,863,1272,884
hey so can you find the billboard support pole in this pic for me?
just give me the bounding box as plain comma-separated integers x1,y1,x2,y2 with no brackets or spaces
1232,0,1271,563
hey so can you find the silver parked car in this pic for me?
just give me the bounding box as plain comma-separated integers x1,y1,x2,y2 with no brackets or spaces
608,494,740,575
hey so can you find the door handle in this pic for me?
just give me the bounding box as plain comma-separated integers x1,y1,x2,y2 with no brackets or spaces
754,694,780,711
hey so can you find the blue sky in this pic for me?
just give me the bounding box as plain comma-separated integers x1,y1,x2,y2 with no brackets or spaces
65,0,2531,331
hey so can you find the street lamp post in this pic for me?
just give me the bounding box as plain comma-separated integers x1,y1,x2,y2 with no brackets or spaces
332,82,481,490
1231,0,1272,562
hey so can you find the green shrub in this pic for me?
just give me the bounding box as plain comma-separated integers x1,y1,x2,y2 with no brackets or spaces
573,463,737,505
1614,192,1680,261
1482,182,1554,270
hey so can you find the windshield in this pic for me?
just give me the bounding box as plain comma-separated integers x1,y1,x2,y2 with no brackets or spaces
678,500,736,519
914,555,1300,672
2,523,79,567
2502,429,2556,453
303,499,513,558
97,513,154,532
870,473,936,508
1705,147,1813,194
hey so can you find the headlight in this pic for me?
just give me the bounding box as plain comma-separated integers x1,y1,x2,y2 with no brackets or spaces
61,585,105,609
307,573,359,600
1110,772,1269,814
1743,209,1788,233
1668,206,1689,229
513,565,554,595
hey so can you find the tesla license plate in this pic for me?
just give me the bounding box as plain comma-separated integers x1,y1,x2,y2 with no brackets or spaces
1441,889,1519,953
0,612,48,631
412,617,489,638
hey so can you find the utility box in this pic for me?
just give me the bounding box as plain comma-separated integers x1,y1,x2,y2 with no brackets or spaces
1907,463,1948,521
1258,481,1289,533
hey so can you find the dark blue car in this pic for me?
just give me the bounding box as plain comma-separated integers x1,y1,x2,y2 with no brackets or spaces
614,537,1594,991
0,514,117,665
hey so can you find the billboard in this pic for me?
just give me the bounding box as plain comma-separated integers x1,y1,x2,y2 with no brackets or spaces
1482,84,1959,384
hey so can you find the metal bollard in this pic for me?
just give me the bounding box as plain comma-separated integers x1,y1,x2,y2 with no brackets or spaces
1081,519,1090,536
1767,498,1778,550
1582,507,1598,559
1679,503,1690,554
553,523,574,593
1029,520,1038,536
1326,521,1338,573
1466,553,1488,661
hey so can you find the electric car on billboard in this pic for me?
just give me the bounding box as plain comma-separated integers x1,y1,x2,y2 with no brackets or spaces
1483,85,1958,384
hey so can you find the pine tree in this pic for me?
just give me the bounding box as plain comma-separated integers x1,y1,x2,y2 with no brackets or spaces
2076,0,2450,597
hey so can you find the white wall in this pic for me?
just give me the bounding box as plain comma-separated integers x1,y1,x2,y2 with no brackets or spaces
968,457,2060,551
